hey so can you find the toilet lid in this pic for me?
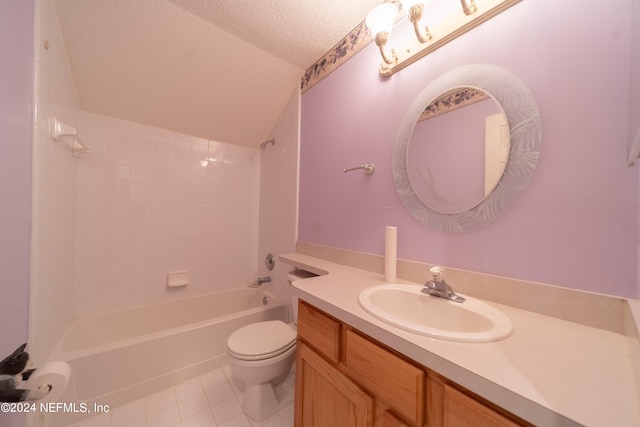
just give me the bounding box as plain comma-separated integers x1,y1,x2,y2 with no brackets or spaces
227,320,296,360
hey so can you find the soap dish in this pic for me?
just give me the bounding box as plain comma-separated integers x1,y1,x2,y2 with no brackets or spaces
167,270,189,288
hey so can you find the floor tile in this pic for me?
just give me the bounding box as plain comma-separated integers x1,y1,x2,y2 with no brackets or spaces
219,412,252,427
67,365,294,427
205,381,235,406
119,419,145,427
200,369,227,389
110,399,145,426
178,392,210,420
279,405,295,427
211,395,243,424
175,378,204,402
146,387,177,414
74,413,111,427
181,408,216,427
146,404,180,427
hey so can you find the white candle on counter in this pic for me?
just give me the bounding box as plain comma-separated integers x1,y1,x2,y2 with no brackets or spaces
385,226,397,283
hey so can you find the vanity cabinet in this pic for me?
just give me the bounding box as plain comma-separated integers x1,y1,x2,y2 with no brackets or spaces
296,342,374,426
344,329,425,425
295,301,530,427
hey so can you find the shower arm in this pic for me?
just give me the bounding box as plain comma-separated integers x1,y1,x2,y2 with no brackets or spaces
260,139,275,150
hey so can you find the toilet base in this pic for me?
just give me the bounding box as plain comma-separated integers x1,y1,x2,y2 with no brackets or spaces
243,382,279,421
226,320,297,421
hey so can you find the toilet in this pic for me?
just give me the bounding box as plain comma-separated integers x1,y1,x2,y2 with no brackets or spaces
226,269,316,421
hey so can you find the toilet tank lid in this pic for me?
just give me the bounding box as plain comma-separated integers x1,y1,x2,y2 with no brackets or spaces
227,320,296,357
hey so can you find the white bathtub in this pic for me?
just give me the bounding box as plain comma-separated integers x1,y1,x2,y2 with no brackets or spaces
42,287,287,426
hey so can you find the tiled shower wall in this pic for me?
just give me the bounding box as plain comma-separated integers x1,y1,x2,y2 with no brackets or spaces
30,0,81,363
75,112,260,315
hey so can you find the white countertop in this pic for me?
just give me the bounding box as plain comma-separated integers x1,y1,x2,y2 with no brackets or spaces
281,252,640,427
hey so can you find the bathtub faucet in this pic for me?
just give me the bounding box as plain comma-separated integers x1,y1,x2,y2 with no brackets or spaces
251,276,271,287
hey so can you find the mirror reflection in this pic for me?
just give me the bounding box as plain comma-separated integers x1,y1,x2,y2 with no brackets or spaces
406,88,509,214
392,64,542,233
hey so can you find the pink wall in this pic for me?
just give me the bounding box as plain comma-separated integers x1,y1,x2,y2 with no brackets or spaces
0,1,33,426
299,0,638,298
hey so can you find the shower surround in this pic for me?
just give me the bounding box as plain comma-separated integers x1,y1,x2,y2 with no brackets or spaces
31,106,262,362
30,0,264,366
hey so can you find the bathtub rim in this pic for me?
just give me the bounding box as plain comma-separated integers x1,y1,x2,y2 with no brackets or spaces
34,295,289,427
48,287,281,361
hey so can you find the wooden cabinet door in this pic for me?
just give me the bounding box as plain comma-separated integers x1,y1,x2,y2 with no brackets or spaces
296,342,374,427
443,384,520,427
381,410,411,427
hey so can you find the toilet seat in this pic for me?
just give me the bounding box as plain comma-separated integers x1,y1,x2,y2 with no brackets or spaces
227,320,296,361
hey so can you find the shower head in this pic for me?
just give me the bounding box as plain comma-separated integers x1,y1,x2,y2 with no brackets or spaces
260,139,275,150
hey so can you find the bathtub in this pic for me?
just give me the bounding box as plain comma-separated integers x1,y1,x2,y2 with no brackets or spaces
41,287,287,426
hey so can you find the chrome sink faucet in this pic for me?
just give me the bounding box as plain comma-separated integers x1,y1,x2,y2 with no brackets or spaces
421,267,465,303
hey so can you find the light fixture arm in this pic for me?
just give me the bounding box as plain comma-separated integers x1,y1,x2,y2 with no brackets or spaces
461,0,477,15
374,31,397,65
406,4,432,44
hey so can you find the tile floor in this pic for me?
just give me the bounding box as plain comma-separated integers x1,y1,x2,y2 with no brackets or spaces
69,365,295,427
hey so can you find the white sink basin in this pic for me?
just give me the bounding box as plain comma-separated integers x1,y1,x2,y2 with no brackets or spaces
358,284,513,342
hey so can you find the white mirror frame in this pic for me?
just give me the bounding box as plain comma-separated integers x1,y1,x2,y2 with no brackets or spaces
392,64,542,233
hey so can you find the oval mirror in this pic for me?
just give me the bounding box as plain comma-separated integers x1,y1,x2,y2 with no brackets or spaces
406,87,509,214
393,64,541,232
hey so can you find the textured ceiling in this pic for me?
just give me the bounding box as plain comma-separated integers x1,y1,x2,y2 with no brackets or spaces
54,0,382,148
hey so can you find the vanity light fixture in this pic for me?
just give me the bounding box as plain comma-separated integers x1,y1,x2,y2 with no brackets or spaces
399,0,432,43
365,3,399,66
366,0,522,76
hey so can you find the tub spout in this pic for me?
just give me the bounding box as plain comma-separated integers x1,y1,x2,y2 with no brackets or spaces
251,276,271,287
257,276,271,285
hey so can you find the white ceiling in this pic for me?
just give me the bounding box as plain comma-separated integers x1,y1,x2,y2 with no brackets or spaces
54,0,382,148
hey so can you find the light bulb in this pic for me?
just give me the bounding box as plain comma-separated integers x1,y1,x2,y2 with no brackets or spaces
365,3,398,36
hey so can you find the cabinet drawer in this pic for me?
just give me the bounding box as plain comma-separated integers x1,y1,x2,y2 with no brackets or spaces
344,329,425,426
444,384,520,427
297,301,341,363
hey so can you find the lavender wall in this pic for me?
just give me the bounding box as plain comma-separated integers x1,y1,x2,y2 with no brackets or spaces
631,0,640,295
0,1,33,426
299,0,638,298
0,1,33,353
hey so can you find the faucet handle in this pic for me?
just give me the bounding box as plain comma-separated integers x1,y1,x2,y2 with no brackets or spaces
429,266,444,282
